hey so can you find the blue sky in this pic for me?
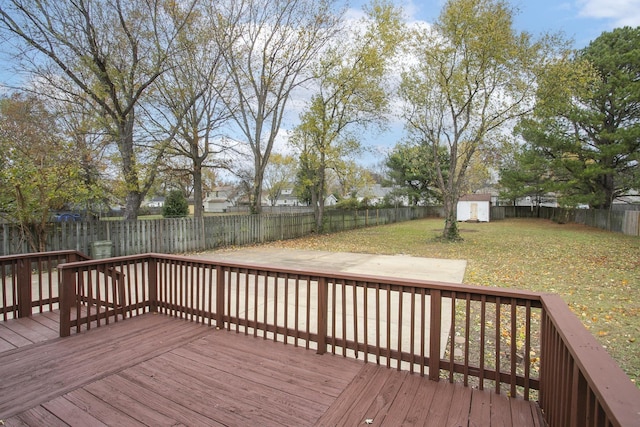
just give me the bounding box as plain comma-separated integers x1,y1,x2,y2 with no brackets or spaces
393,0,640,48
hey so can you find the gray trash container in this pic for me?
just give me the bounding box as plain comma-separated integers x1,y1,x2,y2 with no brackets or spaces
90,240,113,259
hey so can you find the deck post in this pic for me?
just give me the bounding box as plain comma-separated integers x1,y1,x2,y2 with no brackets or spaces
148,257,158,313
216,266,225,328
17,258,32,318
317,277,328,355
59,267,75,337
429,289,442,382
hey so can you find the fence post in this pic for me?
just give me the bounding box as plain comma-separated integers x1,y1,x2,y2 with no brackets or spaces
17,258,32,318
429,289,442,382
317,277,328,355
216,266,225,328
59,266,75,337
148,257,157,313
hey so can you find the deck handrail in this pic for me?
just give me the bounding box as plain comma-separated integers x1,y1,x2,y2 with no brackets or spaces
539,294,640,427
55,253,640,427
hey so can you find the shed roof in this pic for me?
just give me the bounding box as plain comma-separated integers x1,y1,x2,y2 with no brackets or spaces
459,194,492,202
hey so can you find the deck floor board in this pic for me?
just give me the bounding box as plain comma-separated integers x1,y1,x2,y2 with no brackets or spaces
1,312,544,426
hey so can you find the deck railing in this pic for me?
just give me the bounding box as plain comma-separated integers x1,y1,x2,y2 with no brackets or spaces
0,250,88,320
4,251,636,427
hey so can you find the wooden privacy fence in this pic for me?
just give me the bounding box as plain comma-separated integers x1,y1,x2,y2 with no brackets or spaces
491,206,640,236
0,207,435,257
48,253,640,427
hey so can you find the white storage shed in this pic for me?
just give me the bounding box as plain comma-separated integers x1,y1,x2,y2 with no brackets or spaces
457,194,491,222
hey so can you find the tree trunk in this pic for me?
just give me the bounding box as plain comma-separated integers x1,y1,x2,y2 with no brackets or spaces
603,173,615,210
441,193,461,241
119,114,144,221
251,172,263,214
123,192,142,221
193,163,204,220
315,165,326,232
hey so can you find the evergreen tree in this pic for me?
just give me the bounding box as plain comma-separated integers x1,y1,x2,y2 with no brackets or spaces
162,191,189,218
519,26,640,208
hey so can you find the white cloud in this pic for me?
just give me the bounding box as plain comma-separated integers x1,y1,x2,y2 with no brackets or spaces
577,0,640,27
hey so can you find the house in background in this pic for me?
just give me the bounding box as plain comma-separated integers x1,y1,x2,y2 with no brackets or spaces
457,193,491,222
146,196,165,208
204,186,237,213
273,188,307,207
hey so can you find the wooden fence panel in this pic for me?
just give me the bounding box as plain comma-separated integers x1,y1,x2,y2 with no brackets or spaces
623,211,640,236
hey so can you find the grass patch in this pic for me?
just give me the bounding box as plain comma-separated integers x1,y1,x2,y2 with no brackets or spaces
253,217,640,386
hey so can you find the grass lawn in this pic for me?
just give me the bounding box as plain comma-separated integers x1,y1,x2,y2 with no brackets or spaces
252,217,640,386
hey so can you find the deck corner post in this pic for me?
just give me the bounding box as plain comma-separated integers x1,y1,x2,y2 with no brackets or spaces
215,266,225,328
59,266,75,337
148,257,158,313
17,258,32,318
429,289,442,382
317,276,328,355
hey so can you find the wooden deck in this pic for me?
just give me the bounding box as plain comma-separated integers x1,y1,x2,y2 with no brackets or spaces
0,312,544,426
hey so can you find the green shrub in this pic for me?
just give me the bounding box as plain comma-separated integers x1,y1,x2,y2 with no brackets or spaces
162,190,189,218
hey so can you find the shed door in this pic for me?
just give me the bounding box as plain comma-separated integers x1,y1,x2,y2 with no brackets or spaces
470,203,478,221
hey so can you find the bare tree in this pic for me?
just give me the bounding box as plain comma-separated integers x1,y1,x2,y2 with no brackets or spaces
213,0,341,213
0,0,198,219
151,3,233,219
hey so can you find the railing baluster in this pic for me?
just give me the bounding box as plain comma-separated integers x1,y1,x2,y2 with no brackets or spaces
375,283,380,364
363,283,369,363
37,258,43,313
386,284,391,369
108,263,116,323
178,261,184,319
352,280,358,359
207,265,214,326
464,293,470,387
77,269,85,332
235,269,240,333
194,262,200,322
331,280,336,355
294,275,300,346
479,295,486,390
316,277,328,355
284,273,289,344
273,273,279,342
48,256,54,312
215,266,225,328
253,271,259,338
244,270,253,335
524,301,531,400
262,272,268,339
90,267,97,328
510,299,517,397
420,288,425,377
397,286,403,371
429,289,441,382
148,258,157,314
305,277,311,350
59,267,73,337
341,279,347,357
409,287,415,374
449,292,456,383
495,296,501,394
17,258,31,318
